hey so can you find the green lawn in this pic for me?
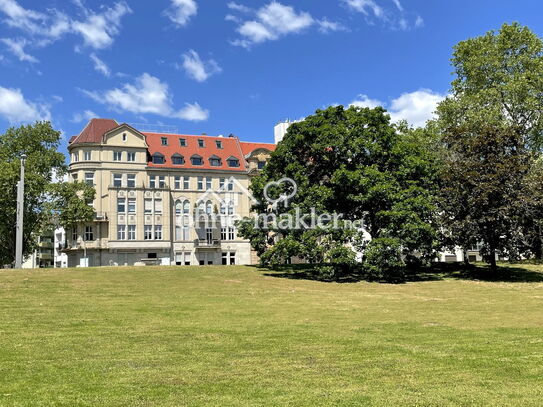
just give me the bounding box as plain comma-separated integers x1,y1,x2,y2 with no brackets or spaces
1,264,543,406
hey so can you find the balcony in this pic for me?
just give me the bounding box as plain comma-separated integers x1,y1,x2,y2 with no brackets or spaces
194,239,221,249
38,241,54,249
94,212,108,221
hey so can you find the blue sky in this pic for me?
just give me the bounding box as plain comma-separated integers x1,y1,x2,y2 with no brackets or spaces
1,0,543,156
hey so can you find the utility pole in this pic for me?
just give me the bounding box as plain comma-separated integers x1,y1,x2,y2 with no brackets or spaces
15,154,26,269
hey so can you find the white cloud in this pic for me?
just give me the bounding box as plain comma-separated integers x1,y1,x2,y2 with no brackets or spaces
1,37,37,62
89,53,111,77
0,0,130,63
72,2,132,49
350,94,383,109
392,0,403,12
343,0,422,31
164,0,197,27
83,73,209,122
71,109,97,123
343,0,384,18
227,2,251,13
318,19,347,33
231,2,314,47
0,0,70,39
349,89,445,127
388,89,445,127
0,85,50,123
180,49,221,82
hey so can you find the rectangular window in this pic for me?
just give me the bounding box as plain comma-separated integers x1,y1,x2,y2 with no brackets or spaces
149,175,156,189
159,176,166,188
113,173,122,187
229,252,236,265
84,226,93,241
161,137,168,146
127,174,136,188
222,252,228,265
117,225,126,240
117,197,126,213
127,225,136,240
154,199,162,214
197,176,203,190
228,227,235,241
154,225,163,240
85,172,94,186
175,226,181,241
179,138,186,147
144,199,152,214
215,140,223,149
206,228,213,243
182,226,189,240
183,176,190,189
227,180,234,191
219,178,225,189
84,151,91,161
174,176,181,190
72,173,78,182
221,227,227,241
127,198,136,214
144,225,152,240
72,227,77,243
205,177,212,190
113,151,122,161
198,139,204,148
72,152,79,162
127,152,136,162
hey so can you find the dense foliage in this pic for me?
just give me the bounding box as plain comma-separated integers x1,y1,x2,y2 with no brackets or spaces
237,106,439,281
0,122,95,266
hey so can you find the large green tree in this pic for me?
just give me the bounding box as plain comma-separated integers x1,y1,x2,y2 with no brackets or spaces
0,122,94,266
437,22,543,270
237,106,440,281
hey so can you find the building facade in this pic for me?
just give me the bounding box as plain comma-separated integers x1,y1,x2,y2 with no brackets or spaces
65,119,275,267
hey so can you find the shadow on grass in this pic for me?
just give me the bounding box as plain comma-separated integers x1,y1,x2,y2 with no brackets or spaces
258,262,543,284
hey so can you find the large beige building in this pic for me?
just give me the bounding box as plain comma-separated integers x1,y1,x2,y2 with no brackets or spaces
65,119,275,267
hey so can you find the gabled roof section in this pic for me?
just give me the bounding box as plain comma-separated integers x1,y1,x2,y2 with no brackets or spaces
70,118,119,145
240,142,276,156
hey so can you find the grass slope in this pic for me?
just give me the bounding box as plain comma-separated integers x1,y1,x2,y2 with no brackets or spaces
1,264,542,406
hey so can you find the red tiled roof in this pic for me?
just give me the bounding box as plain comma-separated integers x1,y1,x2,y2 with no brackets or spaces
240,142,276,156
70,118,119,144
144,133,247,172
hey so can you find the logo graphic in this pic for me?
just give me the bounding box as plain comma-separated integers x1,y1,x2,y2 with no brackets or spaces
263,177,297,208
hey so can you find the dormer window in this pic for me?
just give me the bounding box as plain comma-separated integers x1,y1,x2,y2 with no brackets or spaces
161,137,168,146
209,155,222,167
198,139,204,148
179,138,186,147
191,155,203,166
152,153,165,164
215,140,223,149
227,157,240,168
258,161,266,169
172,154,185,165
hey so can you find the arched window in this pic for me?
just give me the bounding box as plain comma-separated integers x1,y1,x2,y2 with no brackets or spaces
175,201,182,215
152,153,165,164
172,154,184,165
227,157,240,168
198,201,205,214
206,200,213,215
228,201,235,215
183,200,190,214
191,155,203,166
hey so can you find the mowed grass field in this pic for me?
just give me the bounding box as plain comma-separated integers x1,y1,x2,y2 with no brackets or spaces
1,264,543,406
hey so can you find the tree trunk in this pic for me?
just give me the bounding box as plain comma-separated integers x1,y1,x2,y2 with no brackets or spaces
489,247,497,272
535,224,543,260
463,249,470,266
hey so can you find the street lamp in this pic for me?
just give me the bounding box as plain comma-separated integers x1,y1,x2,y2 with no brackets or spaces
14,154,26,269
